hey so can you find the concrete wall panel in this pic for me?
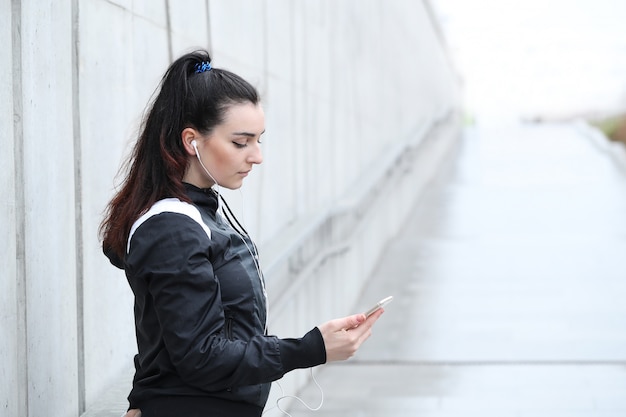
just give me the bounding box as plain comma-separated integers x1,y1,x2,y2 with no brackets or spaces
207,0,265,72
132,0,167,29
18,2,80,416
168,0,210,55
79,0,171,407
79,1,136,407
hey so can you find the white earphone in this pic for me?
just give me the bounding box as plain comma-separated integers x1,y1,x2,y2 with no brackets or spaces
191,139,220,187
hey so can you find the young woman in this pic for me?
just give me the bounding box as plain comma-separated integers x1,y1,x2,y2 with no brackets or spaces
100,50,384,417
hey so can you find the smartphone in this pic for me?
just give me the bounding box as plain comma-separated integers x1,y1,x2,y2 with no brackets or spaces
364,296,393,317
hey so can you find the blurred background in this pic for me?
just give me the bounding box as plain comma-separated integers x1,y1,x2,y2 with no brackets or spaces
2,1,625,416
434,0,626,133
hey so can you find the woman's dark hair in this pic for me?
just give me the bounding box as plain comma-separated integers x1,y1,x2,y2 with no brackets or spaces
100,49,260,260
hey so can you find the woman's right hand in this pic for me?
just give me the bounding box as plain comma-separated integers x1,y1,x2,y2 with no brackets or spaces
123,410,141,417
317,309,384,362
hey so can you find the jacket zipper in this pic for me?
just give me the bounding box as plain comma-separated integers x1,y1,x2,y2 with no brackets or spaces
225,317,234,340
225,317,234,393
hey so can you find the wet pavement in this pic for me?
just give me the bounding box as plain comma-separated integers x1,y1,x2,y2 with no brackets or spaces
283,123,626,416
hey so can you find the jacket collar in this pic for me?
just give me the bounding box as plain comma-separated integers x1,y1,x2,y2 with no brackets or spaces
184,182,219,214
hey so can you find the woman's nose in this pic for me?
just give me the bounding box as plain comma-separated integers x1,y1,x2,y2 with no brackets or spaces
248,144,263,164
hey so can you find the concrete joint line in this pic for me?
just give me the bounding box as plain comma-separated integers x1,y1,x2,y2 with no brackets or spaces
346,359,626,366
11,0,28,416
71,0,86,414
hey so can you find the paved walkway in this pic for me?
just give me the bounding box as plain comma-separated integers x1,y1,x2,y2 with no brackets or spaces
282,122,626,416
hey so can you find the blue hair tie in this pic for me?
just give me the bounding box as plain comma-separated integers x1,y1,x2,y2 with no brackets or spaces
195,61,212,73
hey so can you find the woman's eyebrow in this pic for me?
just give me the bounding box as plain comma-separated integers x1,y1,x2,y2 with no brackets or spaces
232,130,265,137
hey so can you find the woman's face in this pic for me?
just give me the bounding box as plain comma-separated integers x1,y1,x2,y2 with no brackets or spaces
184,102,265,189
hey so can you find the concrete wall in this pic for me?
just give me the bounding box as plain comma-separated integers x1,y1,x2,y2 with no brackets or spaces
2,1,461,416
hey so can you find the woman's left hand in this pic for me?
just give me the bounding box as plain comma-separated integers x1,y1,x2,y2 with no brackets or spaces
317,309,384,362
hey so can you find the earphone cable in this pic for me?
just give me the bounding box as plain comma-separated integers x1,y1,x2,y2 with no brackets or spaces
217,194,268,332
262,368,324,417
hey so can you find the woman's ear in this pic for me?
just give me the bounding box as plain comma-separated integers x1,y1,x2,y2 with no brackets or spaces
181,128,200,156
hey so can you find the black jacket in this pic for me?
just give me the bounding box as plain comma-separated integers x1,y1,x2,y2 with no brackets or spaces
107,184,326,416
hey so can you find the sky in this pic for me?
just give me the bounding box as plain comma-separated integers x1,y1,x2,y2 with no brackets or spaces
431,0,626,122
